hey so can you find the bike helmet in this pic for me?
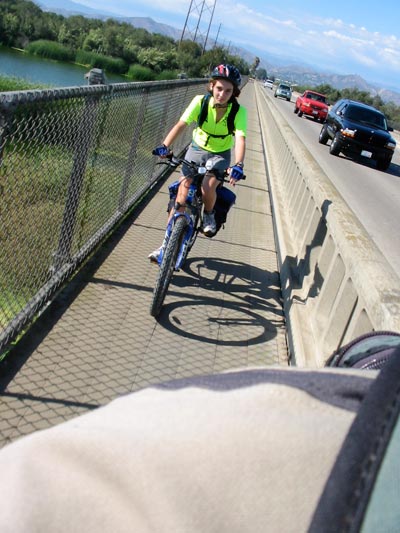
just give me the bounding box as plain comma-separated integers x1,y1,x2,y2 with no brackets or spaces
211,64,241,88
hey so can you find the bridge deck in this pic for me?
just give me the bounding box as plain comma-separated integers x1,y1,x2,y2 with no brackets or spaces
0,83,288,448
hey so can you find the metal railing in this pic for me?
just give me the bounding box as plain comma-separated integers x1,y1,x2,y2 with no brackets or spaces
0,78,205,355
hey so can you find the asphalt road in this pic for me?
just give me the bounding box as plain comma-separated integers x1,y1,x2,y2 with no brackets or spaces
263,86,400,275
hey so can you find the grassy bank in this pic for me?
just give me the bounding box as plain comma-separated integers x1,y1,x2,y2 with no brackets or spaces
0,74,48,92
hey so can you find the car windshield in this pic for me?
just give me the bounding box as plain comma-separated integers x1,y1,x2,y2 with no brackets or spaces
308,93,326,103
280,85,290,91
346,106,387,129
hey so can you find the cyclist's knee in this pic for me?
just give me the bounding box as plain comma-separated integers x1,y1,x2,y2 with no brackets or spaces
179,176,192,190
203,173,218,191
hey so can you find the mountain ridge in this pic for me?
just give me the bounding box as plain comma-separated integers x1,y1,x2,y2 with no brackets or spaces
34,0,400,105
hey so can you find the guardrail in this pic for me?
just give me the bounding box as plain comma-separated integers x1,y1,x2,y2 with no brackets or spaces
0,79,205,356
256,83,400,366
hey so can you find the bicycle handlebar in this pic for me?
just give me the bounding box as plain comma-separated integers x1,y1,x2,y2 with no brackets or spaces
155,153,246,180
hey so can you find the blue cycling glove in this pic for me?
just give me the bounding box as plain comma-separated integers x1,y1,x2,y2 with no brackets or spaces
152,144,170,157
230,163,244,180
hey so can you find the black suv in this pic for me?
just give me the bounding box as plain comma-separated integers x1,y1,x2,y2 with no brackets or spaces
319,99,396,171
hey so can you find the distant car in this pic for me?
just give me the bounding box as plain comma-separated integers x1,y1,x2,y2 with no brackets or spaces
263,79,274,89
319,99,396,171
274,83,292,101
294,90,328,122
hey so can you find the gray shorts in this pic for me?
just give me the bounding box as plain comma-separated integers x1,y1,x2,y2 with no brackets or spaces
182,143,231,180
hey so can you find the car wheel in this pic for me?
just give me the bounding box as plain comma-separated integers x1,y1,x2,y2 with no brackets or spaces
329,133,342,156
319,124,329,145
298,110,303,117
376,156,392,171
294,107,298,114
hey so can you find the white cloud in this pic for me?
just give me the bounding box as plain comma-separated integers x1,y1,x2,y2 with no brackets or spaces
379,47,400,68
350,49,377,68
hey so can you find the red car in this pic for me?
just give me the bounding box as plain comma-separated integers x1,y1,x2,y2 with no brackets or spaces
294,90,329,122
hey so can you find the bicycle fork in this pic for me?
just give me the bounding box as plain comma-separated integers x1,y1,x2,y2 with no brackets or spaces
158,212,194,270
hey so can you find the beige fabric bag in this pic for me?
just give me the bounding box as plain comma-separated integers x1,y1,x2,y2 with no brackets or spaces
0,367,377,533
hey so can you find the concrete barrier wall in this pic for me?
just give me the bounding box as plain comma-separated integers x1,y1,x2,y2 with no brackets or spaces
255,83,400,367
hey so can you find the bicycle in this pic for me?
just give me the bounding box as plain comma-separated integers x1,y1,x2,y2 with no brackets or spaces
150,153,237,317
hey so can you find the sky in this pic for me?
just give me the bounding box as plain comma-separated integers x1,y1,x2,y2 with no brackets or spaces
68,0,400,91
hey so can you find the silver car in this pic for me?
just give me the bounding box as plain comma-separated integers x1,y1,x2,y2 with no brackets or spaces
274,83,292,101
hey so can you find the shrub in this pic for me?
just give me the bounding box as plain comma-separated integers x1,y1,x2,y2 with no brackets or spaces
75,50,127,74
26,40,74,62
0,75,47,91
156,70,178,81
127,64,155,81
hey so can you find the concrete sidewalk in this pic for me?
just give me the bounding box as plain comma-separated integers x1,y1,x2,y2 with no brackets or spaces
0,82,288,448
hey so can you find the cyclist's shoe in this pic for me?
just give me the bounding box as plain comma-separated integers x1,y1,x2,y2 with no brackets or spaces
148,246,162,263
203,211,216,237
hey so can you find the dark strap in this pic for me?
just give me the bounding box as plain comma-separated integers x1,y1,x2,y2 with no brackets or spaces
197,94,240,145
197,93,211,130
308,345,400,532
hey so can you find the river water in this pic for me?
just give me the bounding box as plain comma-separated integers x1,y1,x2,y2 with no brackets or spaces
0,46,127,88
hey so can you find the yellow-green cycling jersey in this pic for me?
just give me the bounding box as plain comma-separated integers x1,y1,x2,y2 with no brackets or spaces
180,95,247,153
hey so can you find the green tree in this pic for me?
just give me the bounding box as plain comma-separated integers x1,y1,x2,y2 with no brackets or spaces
129,27,154,48
121,39,140,64
137,48,178,73
1,13,20,45
102,22,124,57
256,68,267,80
250,56,260,77
176,40,202,77
82,28,105,53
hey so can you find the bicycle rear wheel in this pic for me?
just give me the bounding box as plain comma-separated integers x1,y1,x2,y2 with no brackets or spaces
150,216,187,317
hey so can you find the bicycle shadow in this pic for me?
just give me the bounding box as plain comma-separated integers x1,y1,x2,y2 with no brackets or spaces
154,257,285,346
186,256,281,305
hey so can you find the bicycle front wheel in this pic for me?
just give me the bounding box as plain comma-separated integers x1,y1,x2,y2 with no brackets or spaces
150,216,187,317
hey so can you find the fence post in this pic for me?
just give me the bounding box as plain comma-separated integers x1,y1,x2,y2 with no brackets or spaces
51,92,102,272
118,87,150,211
0,103,15,197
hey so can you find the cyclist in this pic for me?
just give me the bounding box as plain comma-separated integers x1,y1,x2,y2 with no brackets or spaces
149,63,248,262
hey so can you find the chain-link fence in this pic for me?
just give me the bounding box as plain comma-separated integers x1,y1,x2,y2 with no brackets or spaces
0,78,205,356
